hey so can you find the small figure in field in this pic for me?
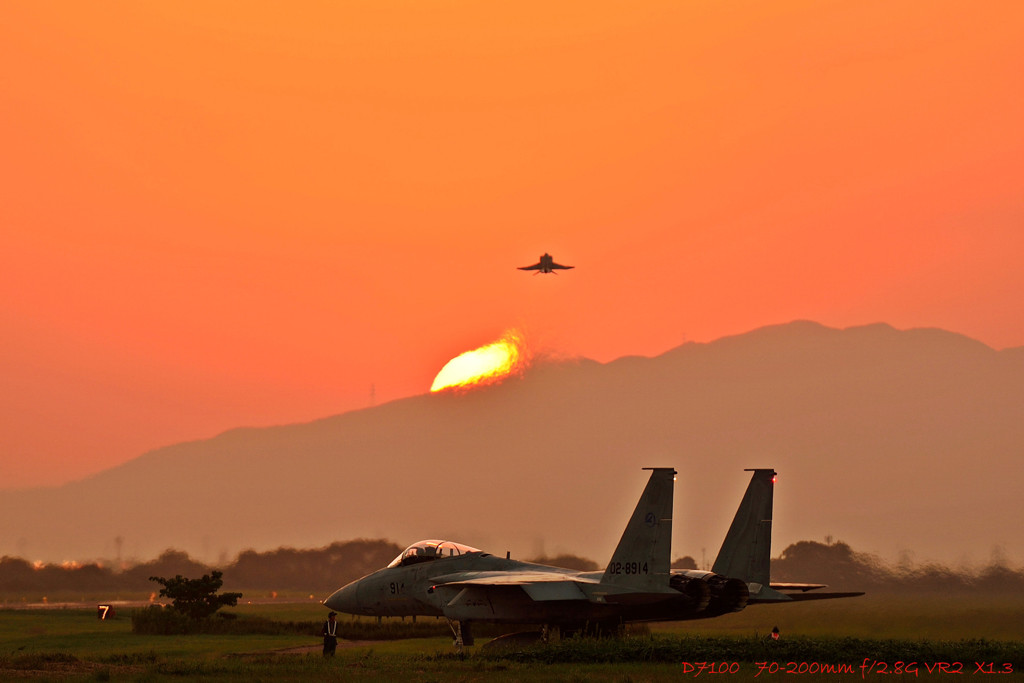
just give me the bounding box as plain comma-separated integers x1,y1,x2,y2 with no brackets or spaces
322,611,339,657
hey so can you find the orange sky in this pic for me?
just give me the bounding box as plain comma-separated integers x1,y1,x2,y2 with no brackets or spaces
2,1,1023,488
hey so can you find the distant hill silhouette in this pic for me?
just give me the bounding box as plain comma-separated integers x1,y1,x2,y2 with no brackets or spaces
2,321,1021,566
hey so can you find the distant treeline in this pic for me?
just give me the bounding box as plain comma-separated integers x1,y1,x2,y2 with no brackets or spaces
1,539,1021,600
772,540,1024,593
0,539,401,600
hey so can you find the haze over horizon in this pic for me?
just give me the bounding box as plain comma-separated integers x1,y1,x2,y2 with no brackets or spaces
3,318,1019,491
1,317,1019,492
2,320,1021,570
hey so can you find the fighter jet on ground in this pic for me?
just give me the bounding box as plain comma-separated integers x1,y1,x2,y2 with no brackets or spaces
518,253,574,274
324,468,862,648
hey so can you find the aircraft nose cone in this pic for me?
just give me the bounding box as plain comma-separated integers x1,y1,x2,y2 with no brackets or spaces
324,581,361,614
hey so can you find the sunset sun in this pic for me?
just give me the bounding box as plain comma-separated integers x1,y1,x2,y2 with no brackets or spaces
430,331,529,392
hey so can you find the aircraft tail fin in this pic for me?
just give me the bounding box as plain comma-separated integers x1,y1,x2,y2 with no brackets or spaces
602,467,675,589
712,469,776,587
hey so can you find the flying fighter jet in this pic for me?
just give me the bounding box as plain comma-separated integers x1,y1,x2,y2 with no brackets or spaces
323,468,862,648
518,253,574,274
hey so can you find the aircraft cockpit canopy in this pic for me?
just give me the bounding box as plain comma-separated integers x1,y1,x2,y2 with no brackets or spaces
387,540,482,568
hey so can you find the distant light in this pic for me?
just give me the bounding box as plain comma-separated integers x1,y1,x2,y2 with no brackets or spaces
772,475,777,484
430,330,529,392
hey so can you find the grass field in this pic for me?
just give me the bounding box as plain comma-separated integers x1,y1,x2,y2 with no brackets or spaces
651,593,1024,641
2,595,1022,681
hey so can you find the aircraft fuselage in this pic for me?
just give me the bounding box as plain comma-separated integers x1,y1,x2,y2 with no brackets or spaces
324,554,710,624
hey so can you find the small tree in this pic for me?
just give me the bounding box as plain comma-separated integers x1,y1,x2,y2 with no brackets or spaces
149,570,242,620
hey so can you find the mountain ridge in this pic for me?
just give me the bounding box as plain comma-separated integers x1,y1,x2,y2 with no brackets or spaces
3,320,1021,567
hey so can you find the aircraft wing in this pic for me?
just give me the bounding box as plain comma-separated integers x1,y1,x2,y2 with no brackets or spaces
434,571,595,601
771,582,865,599
549,262,574,269
456,580,589,602
437,571,589,585
428,573,598,610
518,262,543,270
433,570,680,605
774,591,865,601
748,582,865,603
770,582,830,592
751,591,865,603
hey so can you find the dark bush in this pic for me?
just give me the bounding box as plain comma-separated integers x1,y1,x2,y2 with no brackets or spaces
149,570,241,620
